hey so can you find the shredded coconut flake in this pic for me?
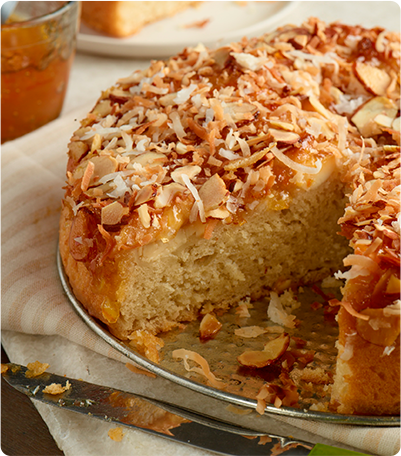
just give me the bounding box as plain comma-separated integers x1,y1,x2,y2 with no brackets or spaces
231,52,270,72
382,346,396,356
219,149,239,160
106,174,130,198
174,83,198,104
235,326,268,338
181,173,205,223
267,292,296,329
271,146,322,175
169,111,186,138
172,349,226,389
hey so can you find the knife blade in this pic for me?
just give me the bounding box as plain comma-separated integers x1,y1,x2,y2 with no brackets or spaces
1,363,370,456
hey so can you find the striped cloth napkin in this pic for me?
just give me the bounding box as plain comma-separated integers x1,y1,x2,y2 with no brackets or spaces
2,104,128,364
1,107,400,456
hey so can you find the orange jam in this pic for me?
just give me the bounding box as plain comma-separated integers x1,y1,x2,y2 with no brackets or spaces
1,3,78,143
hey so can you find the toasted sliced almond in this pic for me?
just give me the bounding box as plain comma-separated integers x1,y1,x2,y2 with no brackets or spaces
84,182,115,199
75,155,119,188
351,96,398,137
138,203,151,228
92,100,113,118
199,173,228,212
171,165,201,185
158,92,177,107
386,275,401,294
91,155,119,179
212,46,232,68
101,201,128,225
269,120,295,131
154,183,185,208
130,152,167,167
392,117,400,132
269,129,300,144
356,308,400,347
293,34,308,48
263,332,290,355
91,133,102,152
175,142,188,155
237,333,290,368
374,113,394,128
225,102,258,122
355,61,391,96
135,185,157,206
199,313,222,340
375,30,388,53
69,141,89,162
206,207,230,219
207,155,223,167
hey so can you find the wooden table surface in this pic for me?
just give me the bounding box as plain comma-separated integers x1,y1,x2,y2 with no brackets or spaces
1,345,63,456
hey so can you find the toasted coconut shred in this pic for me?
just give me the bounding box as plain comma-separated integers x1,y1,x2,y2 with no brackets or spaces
63,18,400,414
172,348,226,389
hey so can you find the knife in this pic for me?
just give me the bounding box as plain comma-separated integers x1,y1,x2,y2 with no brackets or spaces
1,363,370,456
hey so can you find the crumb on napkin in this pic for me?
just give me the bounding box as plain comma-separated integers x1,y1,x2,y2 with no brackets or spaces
108,427,124,442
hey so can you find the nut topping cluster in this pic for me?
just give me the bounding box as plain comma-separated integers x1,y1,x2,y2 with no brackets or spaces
62,18,400,267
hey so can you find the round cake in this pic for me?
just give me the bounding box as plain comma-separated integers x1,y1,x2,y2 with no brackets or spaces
59,18,400,415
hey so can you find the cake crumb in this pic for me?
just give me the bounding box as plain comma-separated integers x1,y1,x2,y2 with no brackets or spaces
321,276,343,288
235,297,252,317
300,367,332,384
235,325,268,338
129,330,164,363
309,401,330,412
268,291,298,329
108,427,124,442
26,361,50,378
43,381,71,395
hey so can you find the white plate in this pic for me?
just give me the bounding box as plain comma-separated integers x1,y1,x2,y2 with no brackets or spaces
77,1,298,59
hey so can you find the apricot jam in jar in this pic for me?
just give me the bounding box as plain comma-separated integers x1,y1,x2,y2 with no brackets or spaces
1,2,80,143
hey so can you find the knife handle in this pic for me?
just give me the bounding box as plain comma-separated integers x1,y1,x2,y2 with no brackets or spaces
309,443,370,455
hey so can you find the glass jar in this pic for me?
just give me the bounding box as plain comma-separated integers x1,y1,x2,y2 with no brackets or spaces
1,1,80,143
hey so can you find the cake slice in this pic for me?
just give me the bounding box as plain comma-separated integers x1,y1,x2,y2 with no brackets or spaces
81,1,200,38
